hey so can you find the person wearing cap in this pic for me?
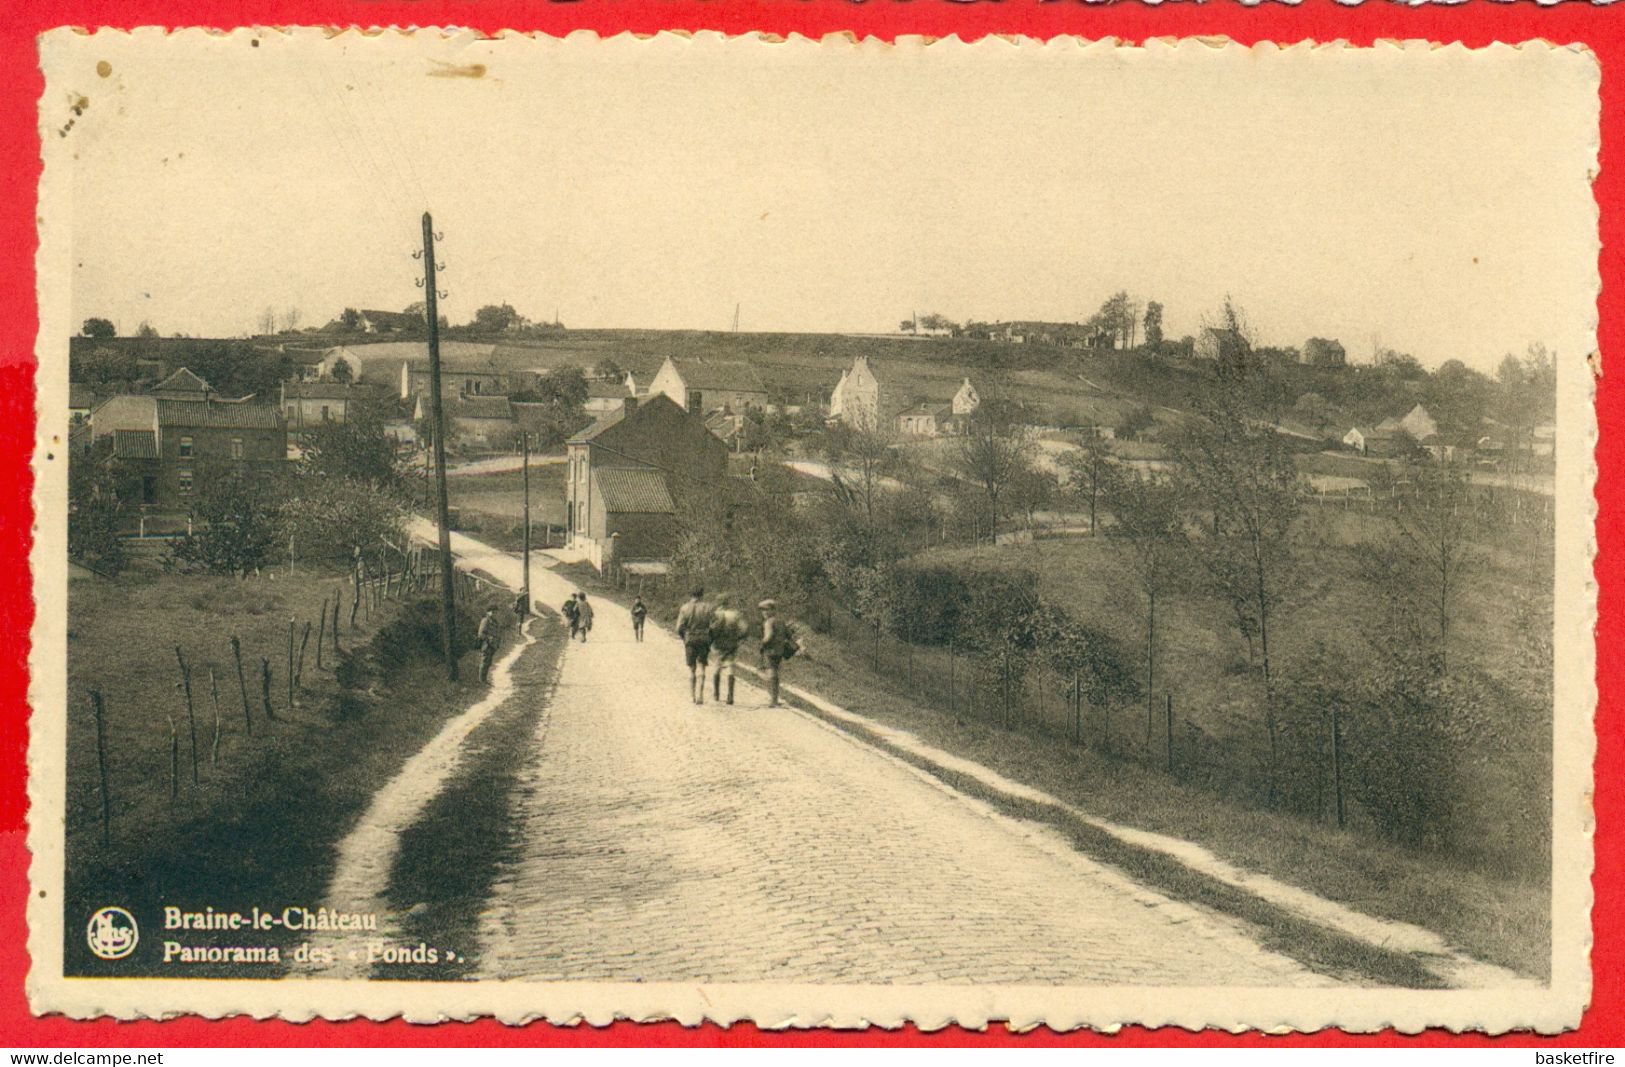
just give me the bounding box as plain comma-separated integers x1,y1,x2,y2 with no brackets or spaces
675,586,715,704
758,598,790,707
476,608,499,684
708,593,747,705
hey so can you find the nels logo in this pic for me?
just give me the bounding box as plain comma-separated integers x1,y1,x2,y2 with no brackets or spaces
86,906,138,961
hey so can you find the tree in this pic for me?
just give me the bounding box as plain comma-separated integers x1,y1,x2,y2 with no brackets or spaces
1060,433,1112,535
1118,405,1156,440
1006,468,1056,529
1378,458,1476,674
339,308,362,332
533,366,588,408
73,345,139,385
81,317,116,340
1143,301,1164,349
472,303,520,333
955,397,1032,542
257,307,278,335
1205,295,1258,381
68,443,132,574
918,312,959,333
167,471,283,576
297,406,407,492
135,321,159,339
280,307,303,333
1104,469,1186,742
1096,292,1135,350
1424,359,1491,437
1173,395,1304,804
281,477,405,565
592,358,625,382
899,319,916,334
818,422,896,526
329,358,354,384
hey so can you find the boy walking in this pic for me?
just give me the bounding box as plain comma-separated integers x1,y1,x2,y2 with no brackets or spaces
709,593,747,705
562,594,579,639
477,608,499,684
575,592,594,642
630,596,647,641
758,599,797,707
675,587,714,704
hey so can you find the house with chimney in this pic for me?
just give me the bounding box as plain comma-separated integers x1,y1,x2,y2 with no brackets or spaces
564,394,728,570
86,394,286,509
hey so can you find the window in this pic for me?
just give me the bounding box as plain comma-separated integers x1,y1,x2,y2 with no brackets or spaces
231,437,244,460
178,435,194,458
178,469,194,495
321,405,330,421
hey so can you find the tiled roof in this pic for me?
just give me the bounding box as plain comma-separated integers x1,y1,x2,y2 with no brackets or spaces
592,466,675,514
157,399,285,430
668,357,768,394
69,383,96,410
154,367,212,393
286,347,330,365
112,429,158,459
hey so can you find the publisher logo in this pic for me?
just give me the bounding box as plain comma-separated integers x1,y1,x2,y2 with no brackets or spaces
86,906,138,960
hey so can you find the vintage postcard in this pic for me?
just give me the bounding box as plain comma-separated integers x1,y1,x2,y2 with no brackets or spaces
28,30,1597,1031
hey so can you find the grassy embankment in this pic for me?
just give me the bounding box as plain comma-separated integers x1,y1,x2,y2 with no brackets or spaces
64,564,515,977
560,502,1554,980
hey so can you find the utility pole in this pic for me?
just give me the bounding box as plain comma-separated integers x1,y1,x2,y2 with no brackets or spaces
732,302,740,334
521,430,531,612
420,211,458,680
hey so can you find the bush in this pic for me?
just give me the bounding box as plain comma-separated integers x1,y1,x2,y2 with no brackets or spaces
373,597,485,674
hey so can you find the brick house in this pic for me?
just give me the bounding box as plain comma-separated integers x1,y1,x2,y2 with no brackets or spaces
564,395,727,570
280,381,358,435
87,395,286,510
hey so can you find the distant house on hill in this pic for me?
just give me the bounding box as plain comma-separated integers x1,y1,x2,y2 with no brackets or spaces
648,356,769,416
356,309,421,335
1301,337,1347,368
1193,327,1248,363
897,403,952,437
834,355,897,432
401,357,508,402
1343,425,1375,454
564,394,728,570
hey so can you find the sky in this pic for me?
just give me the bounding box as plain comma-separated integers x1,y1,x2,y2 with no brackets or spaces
41,32,1600,372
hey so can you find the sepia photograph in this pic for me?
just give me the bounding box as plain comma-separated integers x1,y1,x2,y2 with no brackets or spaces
28,30,1596,1031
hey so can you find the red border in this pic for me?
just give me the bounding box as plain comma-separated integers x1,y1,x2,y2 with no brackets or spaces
0,0,1618,1047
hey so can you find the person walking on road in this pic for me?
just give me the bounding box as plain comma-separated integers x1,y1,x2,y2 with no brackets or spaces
630,596,648,642
758,599,798,708
676,587,715,704
562,594,580,640
575,592,594,643
477,608,499,684
708,593,747,705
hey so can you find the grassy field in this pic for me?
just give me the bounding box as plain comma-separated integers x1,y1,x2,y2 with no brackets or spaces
64,564,517,977
446,464,568,549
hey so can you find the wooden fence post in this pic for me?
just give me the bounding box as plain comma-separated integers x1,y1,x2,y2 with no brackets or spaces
295,622,311,690
89,690,110,845
230,635,252,737
1332,705,1346,830
316,597,327,670
1165,691,1174,775
287,620,296,709
166,714,179,804
174,646,198,786
260,658,276,722
351,567,361,630
207,669,222,766
332,594,342,654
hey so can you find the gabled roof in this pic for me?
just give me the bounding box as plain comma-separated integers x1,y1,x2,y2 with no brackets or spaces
286,347,330,366
111,429,158,459
592,466,675,514
1373,417,1404,435
154,367,212,393
667,357,768,394
157,399,284,430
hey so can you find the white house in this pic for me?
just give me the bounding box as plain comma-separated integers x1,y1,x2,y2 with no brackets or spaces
648,356,769,416
951,377,980,418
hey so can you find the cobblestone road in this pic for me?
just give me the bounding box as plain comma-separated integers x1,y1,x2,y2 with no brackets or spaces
431,530,1325,987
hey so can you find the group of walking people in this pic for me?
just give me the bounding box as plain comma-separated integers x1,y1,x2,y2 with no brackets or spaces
533,584,794,706
674,587,798,707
